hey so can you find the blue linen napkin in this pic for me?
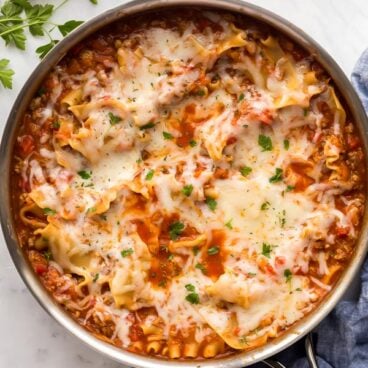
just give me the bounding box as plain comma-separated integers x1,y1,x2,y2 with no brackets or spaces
251,49,368,368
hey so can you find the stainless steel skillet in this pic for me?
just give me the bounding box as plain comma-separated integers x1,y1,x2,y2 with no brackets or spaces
0,1,367,367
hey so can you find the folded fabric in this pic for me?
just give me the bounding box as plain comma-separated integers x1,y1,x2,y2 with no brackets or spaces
251,49,368,368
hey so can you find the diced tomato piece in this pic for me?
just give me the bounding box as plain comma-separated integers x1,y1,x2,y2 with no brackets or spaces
34,263,48,275
226,136,237,145
347,135,361,150
18,135,35,157
275,256,286,268
336,226,350,238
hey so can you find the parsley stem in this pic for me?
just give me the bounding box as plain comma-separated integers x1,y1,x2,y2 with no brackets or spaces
55,0,70,11
0,21,41,38
44,28,54,43
0,18,24,23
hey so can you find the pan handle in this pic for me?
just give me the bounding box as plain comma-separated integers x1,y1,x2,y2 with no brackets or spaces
259,333,319,368
305,333,319,368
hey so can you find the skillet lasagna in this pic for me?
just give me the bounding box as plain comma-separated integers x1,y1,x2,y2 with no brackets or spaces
13,9,366,360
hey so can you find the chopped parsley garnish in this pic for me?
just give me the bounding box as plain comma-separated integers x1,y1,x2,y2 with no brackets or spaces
269,168,283,183
205,197,217,211
261,201,270,211
239,336,249,345
240,166,252,177
100,214,107,221
189,139,197,147
192,246,200,256
207,246,219,255
43,207,56,216
182,184,193,197
87,207,96,214
185,284,195,292
279,210,286,228
258,134,273,151
163,131,173,140
248,272,256,277
285,185,295,192
295,287,302,291
261,243,273,258
43,250,52,261
108,112,121,125
145,169,154,180
195,263,207,274
140,122,155,130
158,280,167,287
52,121,60,129
283,139,290,150
197,89,205,96
169,221,185,240
167,254,174,261
225,219,233,230
284,268,292,282
185,284,200,304
78,170,91,180
93,273,99,282
121,248,134,257
303,108,308,117
238,92,245,102
185,292,199,304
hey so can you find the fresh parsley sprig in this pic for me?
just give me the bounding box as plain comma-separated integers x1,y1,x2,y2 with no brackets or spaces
0,0,89,88
0,58,14,88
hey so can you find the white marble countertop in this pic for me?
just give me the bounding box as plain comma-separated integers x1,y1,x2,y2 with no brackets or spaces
0,1,367,367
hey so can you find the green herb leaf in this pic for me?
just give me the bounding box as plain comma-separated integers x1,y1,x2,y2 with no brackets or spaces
145,169,154,180
269,168,283,183
284,268,292,282
43,249,52,261
89,0,98,4
182,184,193,197
303,108,308,117
185,284,195,292
285,185,295,192
0,59,14,89
158,280,167,287
185,292,199,304
189,139,197,147
240,166,252,177
52,121,60,129
108,112,121,125
1,1,23,16
58,20,84,37
195,263,206,274
140,122,155,130
163,131,173,140
238,92,245,102
261,201,270,211
121,248,134,257
93,273,99,282
258,134,273,151
283,139,290,150
26,4,53,36
207,246,219,255
169,221,184,240
43,207,56,216
248,272,256,277
225,219,233,230
205,197,217,211
78,170,91,180
261,243,272,258
36,40,58,59
192,246,200,256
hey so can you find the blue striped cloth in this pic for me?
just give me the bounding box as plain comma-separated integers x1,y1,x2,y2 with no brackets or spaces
252,50,368,368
